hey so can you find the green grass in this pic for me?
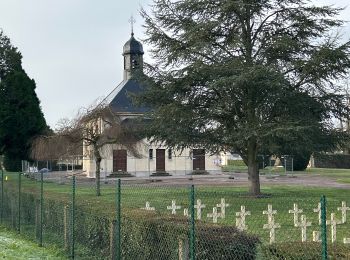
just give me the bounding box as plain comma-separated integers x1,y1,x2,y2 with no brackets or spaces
223,165,350,182
2,171,350,249
0,226,66,259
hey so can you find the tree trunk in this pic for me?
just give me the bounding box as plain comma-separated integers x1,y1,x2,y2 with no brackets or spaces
94,147,102,196
247,139,261,196
95,159,101,196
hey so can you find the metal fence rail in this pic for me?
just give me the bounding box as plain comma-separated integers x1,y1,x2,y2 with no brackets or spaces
0,169,349,259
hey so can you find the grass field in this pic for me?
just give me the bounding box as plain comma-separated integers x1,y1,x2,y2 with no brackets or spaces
223,164,350,183
2,170,350,247
0,226,65,259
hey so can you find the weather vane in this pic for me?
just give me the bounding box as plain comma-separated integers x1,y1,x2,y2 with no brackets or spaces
129,15,136,36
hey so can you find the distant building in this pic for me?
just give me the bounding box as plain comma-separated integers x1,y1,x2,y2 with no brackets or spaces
83,32,221,177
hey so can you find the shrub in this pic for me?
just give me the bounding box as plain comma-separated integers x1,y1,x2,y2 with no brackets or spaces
292,152,311,171
227,160,246,167
120,211,260,260
259,242,350,259
314,153,350,169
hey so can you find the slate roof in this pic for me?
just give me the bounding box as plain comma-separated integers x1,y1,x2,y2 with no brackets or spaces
109,79,149,113
123,35,144,55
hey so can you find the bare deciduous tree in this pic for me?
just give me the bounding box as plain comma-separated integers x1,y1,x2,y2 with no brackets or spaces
31,102,142,196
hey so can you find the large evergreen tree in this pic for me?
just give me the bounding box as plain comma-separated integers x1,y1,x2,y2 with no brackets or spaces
138,0,350,195
0,30,47,171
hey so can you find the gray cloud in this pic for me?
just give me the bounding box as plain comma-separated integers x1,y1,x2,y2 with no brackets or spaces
0,0,348,128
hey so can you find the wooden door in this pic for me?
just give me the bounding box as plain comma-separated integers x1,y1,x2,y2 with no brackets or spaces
113,150,127,172
193,149,205,170
156,149,165,172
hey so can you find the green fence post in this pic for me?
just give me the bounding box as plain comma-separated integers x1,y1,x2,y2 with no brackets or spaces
71,175,76,259
39,171,43,247
18,172,21,233
116,179,121,260
189,185,195,260
321,195,327,260
1,169,3,223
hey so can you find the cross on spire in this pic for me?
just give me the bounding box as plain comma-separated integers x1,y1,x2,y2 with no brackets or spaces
129,15,136,36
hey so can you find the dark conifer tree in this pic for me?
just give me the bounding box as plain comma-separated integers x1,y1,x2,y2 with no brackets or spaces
0,30,47,171
138,0,350,195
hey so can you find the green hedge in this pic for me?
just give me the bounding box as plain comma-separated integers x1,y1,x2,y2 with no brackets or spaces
121,212,260,260
314,153,350,169
227,160,246,167
259,242,350,259
1,187,261,259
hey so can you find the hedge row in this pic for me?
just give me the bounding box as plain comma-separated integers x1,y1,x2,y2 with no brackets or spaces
313,153,350,169
3,186,350,259
1,186,260,259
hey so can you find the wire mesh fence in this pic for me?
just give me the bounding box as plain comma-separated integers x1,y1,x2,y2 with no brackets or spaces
1,168,350,259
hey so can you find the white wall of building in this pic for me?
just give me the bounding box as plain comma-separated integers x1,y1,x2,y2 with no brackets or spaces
83,139,222,178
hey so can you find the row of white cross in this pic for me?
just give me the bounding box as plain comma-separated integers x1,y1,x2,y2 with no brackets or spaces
141,200,350,244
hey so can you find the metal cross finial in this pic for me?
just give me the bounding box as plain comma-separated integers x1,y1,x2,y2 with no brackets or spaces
129,15,136,36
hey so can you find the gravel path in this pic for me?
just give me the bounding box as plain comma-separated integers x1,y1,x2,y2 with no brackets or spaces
37,170,350,189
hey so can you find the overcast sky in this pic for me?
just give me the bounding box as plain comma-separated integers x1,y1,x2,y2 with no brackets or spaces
0,0,349,128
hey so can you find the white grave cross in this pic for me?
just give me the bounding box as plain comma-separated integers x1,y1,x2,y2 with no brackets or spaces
263,218,281,244
235,206,251,231
313,231,321,242
344,238,350,244
184,208,189,217
288,203,303,227
207,207,219,223
216,198,229,219
326,213,341,243
141,201,155,211
194,199,206,220
313,203,321,225
337,201,350,224
298,215,312,242
263,204,277,223
167,200,181,215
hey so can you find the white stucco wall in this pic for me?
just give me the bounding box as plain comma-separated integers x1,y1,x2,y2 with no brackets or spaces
83,139,222,178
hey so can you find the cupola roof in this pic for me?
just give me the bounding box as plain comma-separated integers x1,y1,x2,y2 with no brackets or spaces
123,34,144,55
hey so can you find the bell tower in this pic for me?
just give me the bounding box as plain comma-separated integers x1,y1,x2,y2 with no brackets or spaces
123,16,144,81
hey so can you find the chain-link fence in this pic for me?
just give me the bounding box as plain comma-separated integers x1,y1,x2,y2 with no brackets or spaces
1,169,350,259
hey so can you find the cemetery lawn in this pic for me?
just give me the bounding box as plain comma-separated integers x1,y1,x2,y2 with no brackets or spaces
222,165,350,184
0,226,65,259
3,171,350,244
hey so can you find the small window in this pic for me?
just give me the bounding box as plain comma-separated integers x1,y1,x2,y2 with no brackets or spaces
168,149,172,160
149,149,153,160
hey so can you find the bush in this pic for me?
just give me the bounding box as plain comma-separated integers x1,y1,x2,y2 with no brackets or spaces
279,152,311,171
227,160,246,167
292,152,311,171
3,155,21,172
259,242,350,259
314,153,350,169
258,156,270,169
2,185,261,260
121,212,260,260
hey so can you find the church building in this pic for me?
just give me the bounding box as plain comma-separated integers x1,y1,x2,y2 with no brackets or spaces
82,32,222,178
